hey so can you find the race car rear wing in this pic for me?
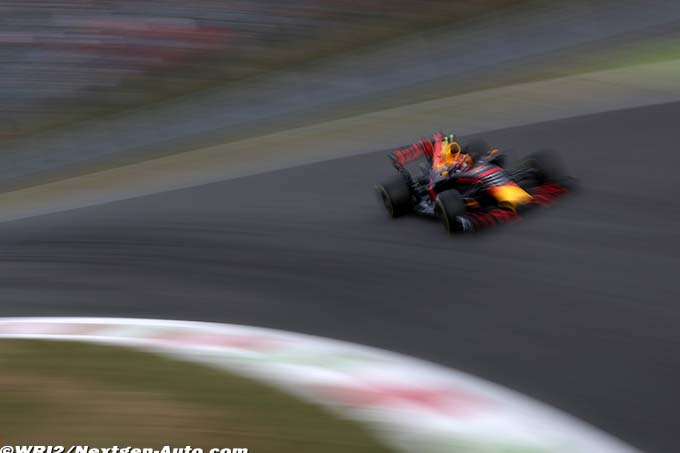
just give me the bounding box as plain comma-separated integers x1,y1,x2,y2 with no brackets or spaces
389,139,435,170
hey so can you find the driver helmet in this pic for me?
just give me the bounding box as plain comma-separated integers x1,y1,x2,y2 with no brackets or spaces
449,142,472,172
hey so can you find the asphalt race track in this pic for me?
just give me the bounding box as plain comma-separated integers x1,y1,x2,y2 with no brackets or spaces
2,101,679,453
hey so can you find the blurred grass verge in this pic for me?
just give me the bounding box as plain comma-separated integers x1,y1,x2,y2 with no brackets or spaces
0,0,522,141
0,340,390,452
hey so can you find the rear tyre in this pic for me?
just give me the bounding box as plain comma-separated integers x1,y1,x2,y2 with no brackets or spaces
375,175,412,218
527,149,567,183
435,190,466,233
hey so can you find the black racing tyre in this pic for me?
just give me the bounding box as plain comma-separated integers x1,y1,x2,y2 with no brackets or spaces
435,189,466,233
489,153,507,168
527,149,567,183
462,139,491,161
375,175,412,218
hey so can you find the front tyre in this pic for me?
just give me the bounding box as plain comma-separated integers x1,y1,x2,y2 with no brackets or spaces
375,175,412,218
436,189,466,233
527,149,567,183
489,153,507,169
462,139,491,161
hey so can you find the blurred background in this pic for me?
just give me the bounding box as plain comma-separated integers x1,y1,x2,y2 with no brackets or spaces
0,0,519,140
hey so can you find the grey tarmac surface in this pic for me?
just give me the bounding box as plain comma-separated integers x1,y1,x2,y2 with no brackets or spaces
1,102,679,452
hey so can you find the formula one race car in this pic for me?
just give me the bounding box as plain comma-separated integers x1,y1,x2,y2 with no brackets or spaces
375,134,572,233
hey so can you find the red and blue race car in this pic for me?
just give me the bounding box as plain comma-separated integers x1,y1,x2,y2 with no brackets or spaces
375,134,574,233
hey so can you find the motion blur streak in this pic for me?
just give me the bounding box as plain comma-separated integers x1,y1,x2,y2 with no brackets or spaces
1,101,679,452
0,0,518,139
